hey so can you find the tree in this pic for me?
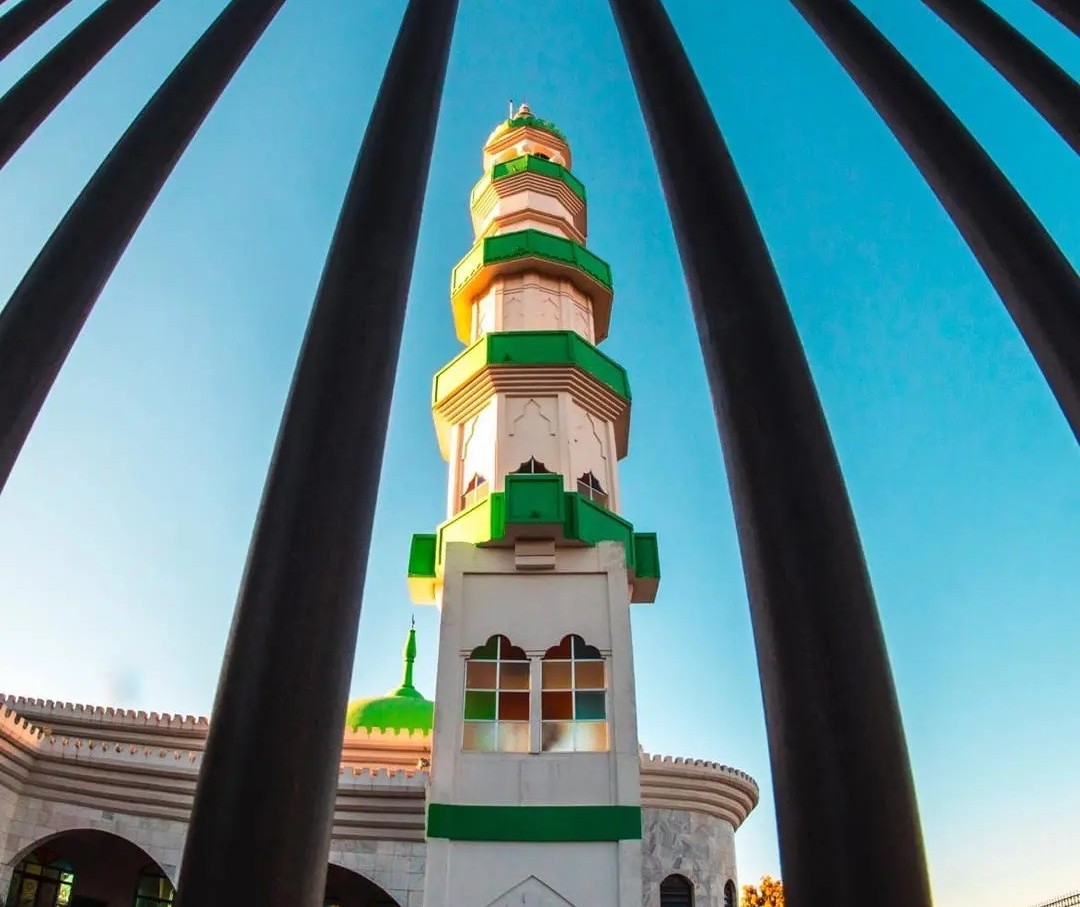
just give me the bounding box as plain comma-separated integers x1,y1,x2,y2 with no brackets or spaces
742,875,785,907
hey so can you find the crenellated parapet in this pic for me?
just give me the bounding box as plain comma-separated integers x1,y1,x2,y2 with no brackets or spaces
639,751,759,830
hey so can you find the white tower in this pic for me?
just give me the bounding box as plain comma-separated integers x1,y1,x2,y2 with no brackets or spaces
408,105,659,907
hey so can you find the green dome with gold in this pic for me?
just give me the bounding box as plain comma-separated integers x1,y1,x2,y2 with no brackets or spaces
345,623,434,734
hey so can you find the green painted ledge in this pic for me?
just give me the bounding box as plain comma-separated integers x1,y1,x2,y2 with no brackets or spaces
489,154,585,202
503,114,567,141
432,330,630,408
426,804,642,842
451,229,612,300
406,474,660,604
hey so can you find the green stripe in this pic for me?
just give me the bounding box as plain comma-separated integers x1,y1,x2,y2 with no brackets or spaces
491,154,586,202
432,330,630,407
450,230,612,298
426,804,642,842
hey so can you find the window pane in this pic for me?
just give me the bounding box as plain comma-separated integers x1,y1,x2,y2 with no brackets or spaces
574,660,605,690
498,691,529,721
497,722,530,753
541,721,575,752
463,722,498,751
18,878,37,907
545,636,573,659
499,661,530,690
541,660,572,690
470,637,500,660
575,691,606,720
542,690,573,720
572,636,601,659
466,660,497,689
463,690,497,720
57,881,72,906
575,721,609,752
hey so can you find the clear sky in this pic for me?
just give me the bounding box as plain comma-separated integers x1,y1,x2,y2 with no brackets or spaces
1,0,1077,904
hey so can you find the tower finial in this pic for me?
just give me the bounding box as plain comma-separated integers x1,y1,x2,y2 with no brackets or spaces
400,622,418,692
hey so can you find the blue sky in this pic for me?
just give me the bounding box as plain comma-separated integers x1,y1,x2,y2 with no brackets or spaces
0,0,1077,903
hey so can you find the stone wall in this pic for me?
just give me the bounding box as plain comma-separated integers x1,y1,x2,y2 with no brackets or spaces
641,808,738,907
328,839,425,907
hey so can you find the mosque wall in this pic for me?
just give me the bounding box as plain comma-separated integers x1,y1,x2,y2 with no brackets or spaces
641,807,739,907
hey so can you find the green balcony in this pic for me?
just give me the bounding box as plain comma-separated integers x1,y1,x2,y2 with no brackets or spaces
485,154,586,202
449,230,614,343
406,474,659,604
433,331,630,408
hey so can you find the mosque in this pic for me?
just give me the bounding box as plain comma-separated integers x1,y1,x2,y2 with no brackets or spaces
0,107,758,907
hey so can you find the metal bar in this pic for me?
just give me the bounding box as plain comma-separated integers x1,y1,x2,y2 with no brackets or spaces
0,0,163,169
0,0,75,60
789,0,1080,442
1032,0,1080,37
605,1,932,906
173,0,458,904
920,0,1080,154
0,0,285,495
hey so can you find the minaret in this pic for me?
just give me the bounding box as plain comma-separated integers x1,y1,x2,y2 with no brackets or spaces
408,105,659,907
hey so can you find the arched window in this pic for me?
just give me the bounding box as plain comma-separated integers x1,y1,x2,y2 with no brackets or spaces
576,471,609,508
724,880,737,907
541,634,608,752
463,634,530,752
460,472,488,511
660,874,694,907
513,456,551,475
133,866,174,906
6,852,75,907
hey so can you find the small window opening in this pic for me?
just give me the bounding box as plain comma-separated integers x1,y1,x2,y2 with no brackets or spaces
134,865,175,906
576,471,609,508
460,473,489,511
513,457,552,475
660,874,694,907
723,881,737,907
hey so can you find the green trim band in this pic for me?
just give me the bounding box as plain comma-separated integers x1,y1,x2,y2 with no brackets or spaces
426,804,642,842
451,230,612,299
491,154,585,201
503,114,566,141
433,331,630,407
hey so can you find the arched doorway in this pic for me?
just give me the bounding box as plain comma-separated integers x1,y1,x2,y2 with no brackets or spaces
323,864,402,907
5,829,172,907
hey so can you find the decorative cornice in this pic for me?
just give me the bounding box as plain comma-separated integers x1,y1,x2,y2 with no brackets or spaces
639,751,760,831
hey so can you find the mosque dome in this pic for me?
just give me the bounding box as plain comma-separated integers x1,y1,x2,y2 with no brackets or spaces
345,623,434,734
485,102,567,146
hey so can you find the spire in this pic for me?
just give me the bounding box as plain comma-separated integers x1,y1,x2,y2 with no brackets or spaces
398,621,419,695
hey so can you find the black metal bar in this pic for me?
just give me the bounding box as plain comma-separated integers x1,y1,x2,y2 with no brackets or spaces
0,0,75,60
605,1,932,906
790,0,1080,442
0,0,284,495
0,0,163,169
920,0,1080,154
173,0,458,904
1032,0,1080,37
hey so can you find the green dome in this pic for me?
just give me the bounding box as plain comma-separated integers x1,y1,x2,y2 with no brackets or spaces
486,103,567,146
345,623,434,734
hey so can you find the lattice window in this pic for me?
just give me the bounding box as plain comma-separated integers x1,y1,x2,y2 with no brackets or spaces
460,472,489,511
576,471,609,508
6,852,74,907
133,866,174,907
463,635,530,752
660,874,694,907
541,634,608,752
